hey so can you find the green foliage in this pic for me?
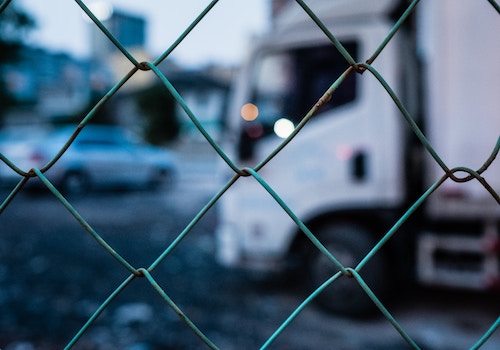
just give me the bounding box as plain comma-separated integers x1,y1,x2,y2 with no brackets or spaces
135,84,180,145
0,4,35,47
0,4,35,124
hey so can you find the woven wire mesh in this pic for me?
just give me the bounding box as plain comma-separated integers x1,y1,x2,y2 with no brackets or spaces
0,0,499,349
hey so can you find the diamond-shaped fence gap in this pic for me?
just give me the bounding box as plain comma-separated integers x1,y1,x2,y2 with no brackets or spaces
246,66,358,174
234,10,364,174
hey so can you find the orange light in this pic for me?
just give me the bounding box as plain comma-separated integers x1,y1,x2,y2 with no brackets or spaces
241,103,259,121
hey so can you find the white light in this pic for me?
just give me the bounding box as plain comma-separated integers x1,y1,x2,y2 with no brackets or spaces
273,118,294,138
84,1,113,22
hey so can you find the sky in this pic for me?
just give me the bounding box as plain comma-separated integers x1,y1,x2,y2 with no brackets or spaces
17,0,271,68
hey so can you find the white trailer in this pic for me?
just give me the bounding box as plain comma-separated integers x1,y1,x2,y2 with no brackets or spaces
216,0,500,315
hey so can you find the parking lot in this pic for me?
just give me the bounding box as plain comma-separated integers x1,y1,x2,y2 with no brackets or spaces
0,144,499,349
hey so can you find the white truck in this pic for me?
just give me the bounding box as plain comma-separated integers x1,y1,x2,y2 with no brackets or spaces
215,0,500,315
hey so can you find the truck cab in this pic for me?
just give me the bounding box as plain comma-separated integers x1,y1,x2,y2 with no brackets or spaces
216,0,500,315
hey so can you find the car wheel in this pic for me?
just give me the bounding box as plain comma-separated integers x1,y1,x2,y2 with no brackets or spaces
307,222,387,316
61,171,90,197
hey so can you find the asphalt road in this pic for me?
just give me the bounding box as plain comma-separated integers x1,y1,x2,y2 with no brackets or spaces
0,145,499,349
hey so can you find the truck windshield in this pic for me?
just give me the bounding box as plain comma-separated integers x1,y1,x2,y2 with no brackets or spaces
238,42,358,161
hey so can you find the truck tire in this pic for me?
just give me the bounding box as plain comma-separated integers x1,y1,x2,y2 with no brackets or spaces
307,222,387,316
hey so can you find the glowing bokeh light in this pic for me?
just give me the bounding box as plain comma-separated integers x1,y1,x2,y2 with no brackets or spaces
85,2,114,21
241,103,259,121
274,118,294,138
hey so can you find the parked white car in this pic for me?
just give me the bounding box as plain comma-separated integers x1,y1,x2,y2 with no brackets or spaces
0,124,178,195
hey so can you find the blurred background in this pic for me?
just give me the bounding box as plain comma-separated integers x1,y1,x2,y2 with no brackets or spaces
1,1,500,349
0,0,270,143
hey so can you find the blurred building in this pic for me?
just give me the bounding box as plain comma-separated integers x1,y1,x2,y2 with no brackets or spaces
163,68,231,142
1,47,92,125
87,5,232,141
89,6,153,91
1,4,232,141
90,8,146,60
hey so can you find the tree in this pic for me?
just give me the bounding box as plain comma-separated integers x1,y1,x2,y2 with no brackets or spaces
0,3,35,124
135,84,180,145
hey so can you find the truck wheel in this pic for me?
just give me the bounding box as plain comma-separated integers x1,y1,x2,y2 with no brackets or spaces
307,222,387,316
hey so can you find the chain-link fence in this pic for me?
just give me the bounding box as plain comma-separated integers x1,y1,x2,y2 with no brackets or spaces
1,0,499,349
